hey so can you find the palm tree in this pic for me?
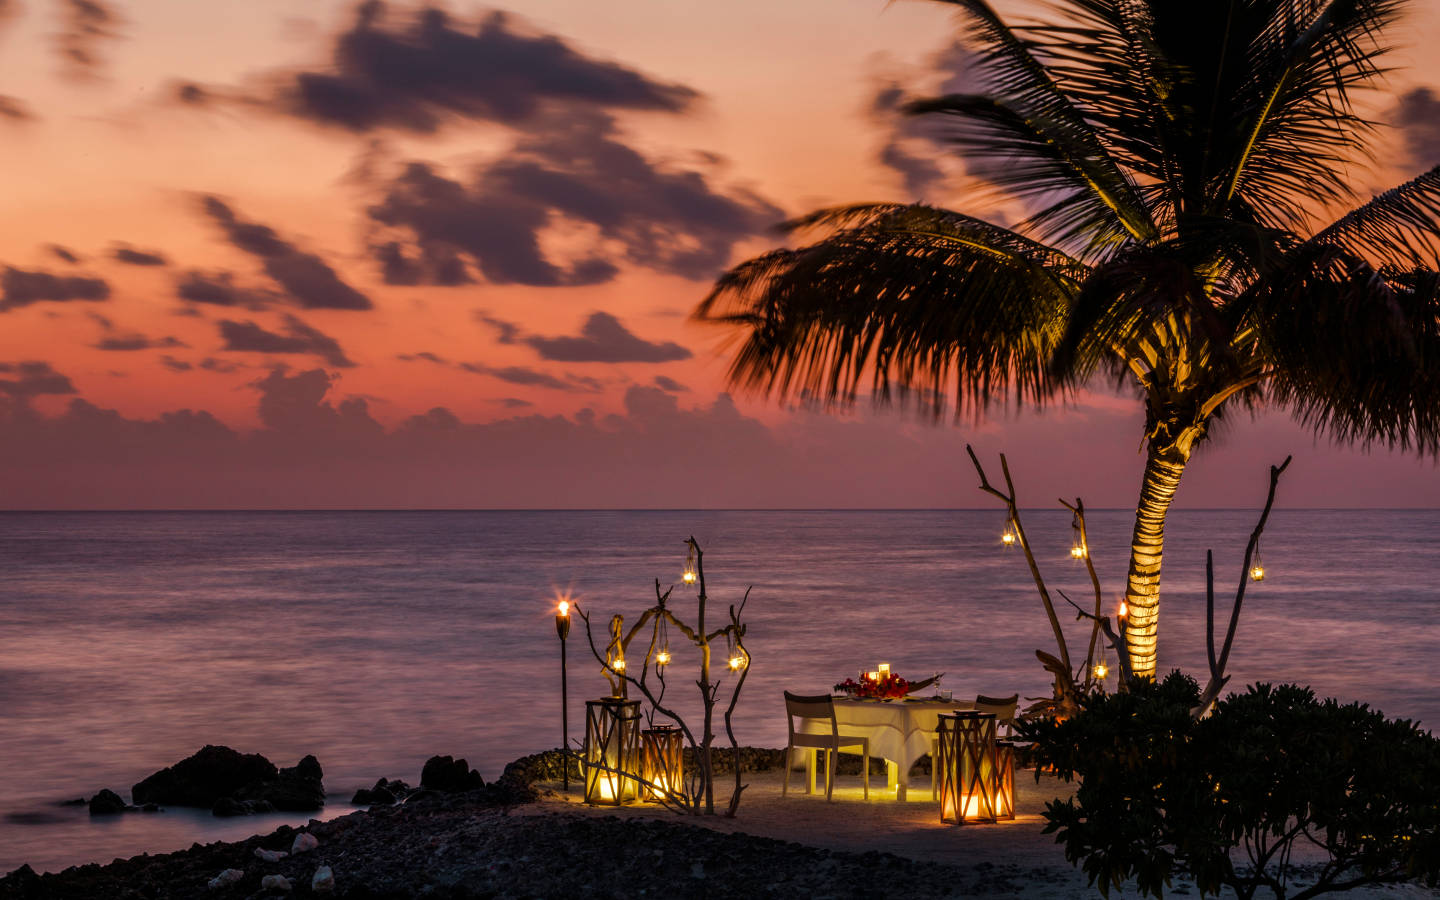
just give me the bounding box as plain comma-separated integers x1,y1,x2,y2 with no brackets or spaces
695,0,1440,680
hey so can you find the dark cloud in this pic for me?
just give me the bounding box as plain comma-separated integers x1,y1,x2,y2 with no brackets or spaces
396,351,447,364
201,197,372,310
0,95,32,123
57,0,122,75
95,333,186,351
262,3,696,134
500,398,532,409
0,266,109,311
654,375,688,393
373,239,471,285
475,312,520,344
458,362,602,393
251,367,380,437
525,312,690,363
0,361,77,404
368,113,781,284
218,314,355,367
1395,87,1440,168
199,357,241,373
176,269,271,309
49,245,80,264
159,355,193,372
868,42,975,200
112,244,168,266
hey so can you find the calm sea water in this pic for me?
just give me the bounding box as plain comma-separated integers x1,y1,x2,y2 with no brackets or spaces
1,509,1437,874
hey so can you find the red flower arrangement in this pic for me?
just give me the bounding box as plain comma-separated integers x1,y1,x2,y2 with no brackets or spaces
835,672,912,699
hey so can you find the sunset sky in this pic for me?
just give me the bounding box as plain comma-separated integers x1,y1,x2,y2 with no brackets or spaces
3,0,1439,508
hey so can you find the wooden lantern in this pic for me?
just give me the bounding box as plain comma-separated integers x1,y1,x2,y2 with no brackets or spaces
641,724,684,801
937,711,1015,824
584,698,641,805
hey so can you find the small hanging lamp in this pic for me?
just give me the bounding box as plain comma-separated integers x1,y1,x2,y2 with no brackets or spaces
1069,512,1087,559
1000,515,1016,547
725,631,747,672
654,616,671,667
1092,645,1109,683
681,543,698,586
1250,542,1266,582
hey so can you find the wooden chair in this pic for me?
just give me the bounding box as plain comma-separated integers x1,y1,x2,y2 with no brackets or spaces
782,692,869,801
974,693,1019,738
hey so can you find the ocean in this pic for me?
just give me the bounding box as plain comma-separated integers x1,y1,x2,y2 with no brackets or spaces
1,509,1437,874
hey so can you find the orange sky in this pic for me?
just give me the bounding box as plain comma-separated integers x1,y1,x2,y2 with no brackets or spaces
1,0,1439,508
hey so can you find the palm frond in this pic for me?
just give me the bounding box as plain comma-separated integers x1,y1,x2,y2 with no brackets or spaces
1310,165,1440,269
913,0,1159,251
695,205,1085,416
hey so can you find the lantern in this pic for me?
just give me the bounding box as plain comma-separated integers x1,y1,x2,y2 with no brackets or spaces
653,615,671,667
726,632,748,672
1250,543,1266,582
681,544,698,586
937,712,1015,824
584,698,642,805
1069,512,1087,559
1000,516,1016,547
641,724,683,801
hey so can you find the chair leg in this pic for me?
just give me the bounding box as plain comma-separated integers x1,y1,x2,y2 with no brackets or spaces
807,749,817,795
931,736,939,801
862,746,869,800
825,749,835,802
782,744,792,797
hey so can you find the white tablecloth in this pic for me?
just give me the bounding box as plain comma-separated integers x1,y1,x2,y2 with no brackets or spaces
798,697,974,799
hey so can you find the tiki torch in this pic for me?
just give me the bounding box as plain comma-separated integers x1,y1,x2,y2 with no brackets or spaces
556,597,571,791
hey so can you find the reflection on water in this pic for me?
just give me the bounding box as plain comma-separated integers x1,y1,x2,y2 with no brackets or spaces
1,509,1437,873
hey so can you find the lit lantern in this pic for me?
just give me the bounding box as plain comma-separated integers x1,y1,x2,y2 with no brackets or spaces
1001,517,1016,547
584,698,642,805
1250,543,1266,582
641,724,683,802
1069,512,1087,559
1092,652,1109,682
726,634,748,672
655,649,671,666
653,616,671,667
681,544,698,585
937,712,1015,825
1070,543,1087,559
878,662,891,678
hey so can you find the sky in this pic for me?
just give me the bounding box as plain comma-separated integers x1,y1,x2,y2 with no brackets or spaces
1,0,1439,509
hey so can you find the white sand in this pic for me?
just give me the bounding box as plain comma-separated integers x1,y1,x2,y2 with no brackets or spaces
528,768,1440,899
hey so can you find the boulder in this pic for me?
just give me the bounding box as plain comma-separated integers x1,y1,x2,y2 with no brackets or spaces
311,866,334,894
419,756,484,793
206,869,244,890
290,832,318,854
132,745,277,807
351,777,410,805
234,755,325,813
259,873,292,892
87,789,128,816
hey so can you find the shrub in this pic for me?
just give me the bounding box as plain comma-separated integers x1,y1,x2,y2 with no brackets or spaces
1022,678,1440,899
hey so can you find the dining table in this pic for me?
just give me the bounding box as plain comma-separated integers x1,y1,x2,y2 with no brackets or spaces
797,696,975,800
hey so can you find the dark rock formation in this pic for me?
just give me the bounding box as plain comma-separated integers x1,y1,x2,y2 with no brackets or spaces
129,746,323,816
87,790,128,816
419,756,484,793
131,745,277,807
352,778,412,806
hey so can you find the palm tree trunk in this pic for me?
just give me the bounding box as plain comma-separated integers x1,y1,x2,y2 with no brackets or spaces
1123,447,1190,680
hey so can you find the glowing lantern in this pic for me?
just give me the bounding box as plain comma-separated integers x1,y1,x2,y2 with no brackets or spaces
1001,517,1016,547
1069,512,1087,559
1250,543,1267,582
937,712,1015,825
726,634,748,671
641,725,683,802
653,616,672,667
681,544,698,586
584,698,642,805
655,649,671,666
1093,658,1109,681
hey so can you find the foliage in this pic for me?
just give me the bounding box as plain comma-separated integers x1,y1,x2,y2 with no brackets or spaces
696,0,1440,680
1022,679,1440,899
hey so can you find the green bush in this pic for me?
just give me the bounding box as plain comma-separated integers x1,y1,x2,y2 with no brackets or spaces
1021,678,1440,899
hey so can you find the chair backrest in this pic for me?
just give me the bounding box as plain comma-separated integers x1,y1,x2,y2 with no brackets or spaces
974,693,1019,725
784,691,838,741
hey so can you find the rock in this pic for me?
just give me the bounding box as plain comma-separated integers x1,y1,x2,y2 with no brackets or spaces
290,832,318,854
234,755,325,813
352,777,408,805
420,756,484,793
259,873,292,892
311,865,334,893
88,789,127,815
132,745,277,807
211,796,249,817
206,868,244,890
254,848,288,862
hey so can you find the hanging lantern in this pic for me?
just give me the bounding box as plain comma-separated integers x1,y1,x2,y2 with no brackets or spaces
1092,646,1109,683
681,544,698,586
641,725,683,802
653,616,671,667
725,632,748,672
1250,543,1266,582
937,712,1014,825
1000,516,1016,547
1069,513,1087,559
584,698,642,805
